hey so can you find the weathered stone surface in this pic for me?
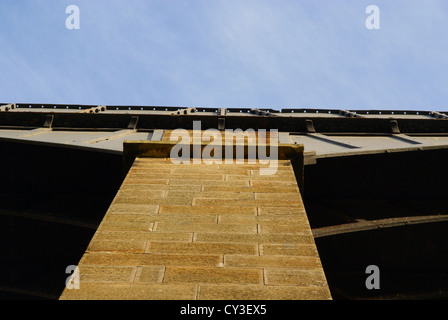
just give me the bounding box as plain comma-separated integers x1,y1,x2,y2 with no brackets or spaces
198,285,332,300
145,242,258,255
136,267,165,283
194,199,301,207
203,186,299,193
121,185,202,192
113,197,192,206
164,267,262,285
105,214,218,224
79,266,136,282
123,178,169,185
107,204,159,214
60,156,331,300
88,240,146,253
81,253,223,267
155,222,257,234
224,255,323,269
260,244,319,257
168,191,255,200
159,205,256,215
93,231,193,242
169,179,249,186
226,174,295,181
258,223,313,235
60,283,198,300
264,269,329,286
98,221,154,232
258,206,306,215
194,233,315,245
218,214,308,225
255,193,300,200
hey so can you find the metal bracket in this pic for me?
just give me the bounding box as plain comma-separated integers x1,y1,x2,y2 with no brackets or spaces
340,110,362,118
79,105,107,114
304,151,317,165
151,129,165,141
0,104,16,112
388,120,423,144
390,120,400,134
250,108,274,116
305,119,316,133
43,115,54,128
171,107,196,115
127,116,139,130
430,111,448,119
218,118,225,131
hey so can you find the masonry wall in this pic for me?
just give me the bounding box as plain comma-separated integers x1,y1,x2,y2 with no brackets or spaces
60,156,331,300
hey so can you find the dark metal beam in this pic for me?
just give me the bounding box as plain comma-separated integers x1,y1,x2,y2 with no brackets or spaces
0,209,98,229
0,285,59,300
1,111,448,134
312,214,448,238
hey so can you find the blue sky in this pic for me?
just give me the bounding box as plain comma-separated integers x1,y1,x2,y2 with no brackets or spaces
0,0,447,110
